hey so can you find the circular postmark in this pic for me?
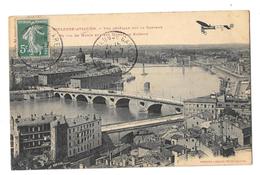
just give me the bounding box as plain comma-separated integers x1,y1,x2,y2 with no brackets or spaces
91,31,138,75
17,21,63,70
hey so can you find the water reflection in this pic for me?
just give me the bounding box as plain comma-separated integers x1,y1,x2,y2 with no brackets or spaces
10,66,219,125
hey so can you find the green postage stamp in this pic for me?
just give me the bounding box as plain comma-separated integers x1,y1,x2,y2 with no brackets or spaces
17,19,49,58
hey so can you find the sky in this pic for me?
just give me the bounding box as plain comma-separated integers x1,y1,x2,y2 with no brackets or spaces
9,11,250,47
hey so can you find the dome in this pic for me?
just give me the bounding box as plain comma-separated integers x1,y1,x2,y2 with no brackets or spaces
76,48,85,63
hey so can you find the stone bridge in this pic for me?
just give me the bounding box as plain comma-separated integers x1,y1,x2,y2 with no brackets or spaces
52,88,183,114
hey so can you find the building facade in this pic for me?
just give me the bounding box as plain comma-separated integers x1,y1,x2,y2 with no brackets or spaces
38,69,85,86
184,95,217,119
11,113,102,163
210,118,251,146
70,67,122,90
65,115,102,159
11,114,55,158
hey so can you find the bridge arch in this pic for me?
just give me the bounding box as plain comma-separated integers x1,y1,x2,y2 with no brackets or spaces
54,93,60,98
175,107,181,113
115,98,130,107
93,96,106,104
76,94,88,102
147,104,162,114
64,93,72,100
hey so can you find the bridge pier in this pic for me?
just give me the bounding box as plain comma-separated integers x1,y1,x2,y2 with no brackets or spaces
86,96,93,104
138,100,163,114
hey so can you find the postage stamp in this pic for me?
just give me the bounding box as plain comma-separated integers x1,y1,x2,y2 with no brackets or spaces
16,19,63,69
91,31,138,75
17,19,49,58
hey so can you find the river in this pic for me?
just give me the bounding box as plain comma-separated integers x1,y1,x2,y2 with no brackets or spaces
10,66,219,125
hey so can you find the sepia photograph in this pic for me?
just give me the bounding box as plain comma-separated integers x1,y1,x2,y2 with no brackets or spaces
8,11,251,170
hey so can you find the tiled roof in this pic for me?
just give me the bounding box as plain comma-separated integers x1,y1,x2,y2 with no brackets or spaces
138,141,161,150
172,144,186,153
66,115,100,127
15,114,62,127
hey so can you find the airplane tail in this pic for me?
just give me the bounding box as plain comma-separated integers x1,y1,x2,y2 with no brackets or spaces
224,24,234,30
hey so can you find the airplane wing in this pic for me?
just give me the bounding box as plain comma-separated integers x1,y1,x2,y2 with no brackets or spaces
196,20,211,27
224,25,231,29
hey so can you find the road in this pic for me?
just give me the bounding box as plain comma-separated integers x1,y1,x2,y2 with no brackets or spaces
101,114,184,133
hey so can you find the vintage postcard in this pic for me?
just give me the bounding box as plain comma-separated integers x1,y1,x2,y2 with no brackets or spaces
9,11,251,170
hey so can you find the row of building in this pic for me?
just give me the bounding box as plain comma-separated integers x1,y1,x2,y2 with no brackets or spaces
183,93,251,120
10,63,123,90
11,113,102,163
10,49,123,90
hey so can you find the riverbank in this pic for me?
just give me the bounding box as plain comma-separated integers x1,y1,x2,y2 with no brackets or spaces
133,63,194,68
